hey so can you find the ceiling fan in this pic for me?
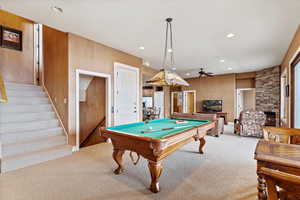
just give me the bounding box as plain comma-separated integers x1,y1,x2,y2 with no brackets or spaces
198,68,214,78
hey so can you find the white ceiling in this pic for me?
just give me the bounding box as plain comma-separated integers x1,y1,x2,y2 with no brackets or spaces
1,0,299,77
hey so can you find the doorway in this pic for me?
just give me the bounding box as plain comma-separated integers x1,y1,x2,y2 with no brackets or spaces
236,88,256,117
154,91,164,118
183,90,196,113
75,69,111,150
292,52,300,128
114,62,140,125
171,92,183,114
33,24,43,85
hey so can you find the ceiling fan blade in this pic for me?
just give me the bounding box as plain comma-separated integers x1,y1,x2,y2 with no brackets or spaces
203,72,213,76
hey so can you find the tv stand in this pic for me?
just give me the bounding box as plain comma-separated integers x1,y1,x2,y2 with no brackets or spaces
198,112,228,125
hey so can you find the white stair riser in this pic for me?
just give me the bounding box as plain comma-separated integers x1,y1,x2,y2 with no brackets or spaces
6,90,46,97
1,145,72,173
1,128,64,144
0,120,60,133
5,83,43,91
6,97,49,105
0,105,52,113
3,136,67,157
0,112,56,123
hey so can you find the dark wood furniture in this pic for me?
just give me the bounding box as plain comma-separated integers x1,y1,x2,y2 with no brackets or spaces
260,167,300,200
254,140,300,200
199,112,228,125
100,119,215,193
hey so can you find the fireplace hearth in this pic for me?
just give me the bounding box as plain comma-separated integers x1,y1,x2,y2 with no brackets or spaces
264,112,276,126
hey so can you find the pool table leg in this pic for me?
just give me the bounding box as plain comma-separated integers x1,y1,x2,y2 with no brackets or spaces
199,137,206,154
113,149,125,174
148,160,163,193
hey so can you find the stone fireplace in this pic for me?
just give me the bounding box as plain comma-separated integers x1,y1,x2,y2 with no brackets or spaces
255,66,280,126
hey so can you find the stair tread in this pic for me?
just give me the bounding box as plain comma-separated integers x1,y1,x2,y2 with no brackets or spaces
1,111,55,117
5,82,42,87
3,135,66,147
0,112,56,123
2,144,72,161
1,126,63,136
0,103,50,107
0,119,60,134
0,118,58,126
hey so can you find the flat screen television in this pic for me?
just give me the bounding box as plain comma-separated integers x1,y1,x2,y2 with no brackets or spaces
202,100,222,112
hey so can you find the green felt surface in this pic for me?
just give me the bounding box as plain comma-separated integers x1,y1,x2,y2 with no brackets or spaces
107,118,210,139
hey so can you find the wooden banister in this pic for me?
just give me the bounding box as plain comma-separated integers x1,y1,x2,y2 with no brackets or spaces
0,73,8,103
80,117,106,147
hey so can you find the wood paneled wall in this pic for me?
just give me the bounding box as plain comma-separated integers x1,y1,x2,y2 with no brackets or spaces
281,25,300,127
0,10,34,84
80,77,106,145
184,74,236,122
68,33,156,140
236,72,256,89
43,26,69,130
236,78,255,88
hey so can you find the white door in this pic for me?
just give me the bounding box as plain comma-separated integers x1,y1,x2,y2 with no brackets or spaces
154,91,164,119
114,63,139,125
236,89,244,117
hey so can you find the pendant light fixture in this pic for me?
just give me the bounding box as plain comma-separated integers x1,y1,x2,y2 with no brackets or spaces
146,18,189,86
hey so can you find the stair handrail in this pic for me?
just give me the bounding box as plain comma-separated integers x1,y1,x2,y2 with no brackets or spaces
80,117,106,147
0,73,8,103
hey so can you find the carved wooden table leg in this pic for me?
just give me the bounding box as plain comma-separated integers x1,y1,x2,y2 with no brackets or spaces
199,137,206,154
257,173,267,200
148,160,163,193
113,149,125,174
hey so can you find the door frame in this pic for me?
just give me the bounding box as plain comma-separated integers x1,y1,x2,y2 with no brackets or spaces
114,62,140,125
33,24,43,85
291,51,300,128
236,88,255,117
183,90,196,113
171,91,181,114
75,69,112,150
154,91,165,118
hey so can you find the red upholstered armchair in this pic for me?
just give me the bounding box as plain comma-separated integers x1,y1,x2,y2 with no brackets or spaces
234,110,266,137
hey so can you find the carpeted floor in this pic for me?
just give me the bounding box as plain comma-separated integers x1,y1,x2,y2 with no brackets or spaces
0,125,259,200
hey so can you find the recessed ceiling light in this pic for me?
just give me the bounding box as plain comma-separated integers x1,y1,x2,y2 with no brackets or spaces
172,67,176,70
186,73,190,76
226,33,235,38
168,48,173,53
139,46,145,50
51,6,63,13
227,67,233,70
220,59,225,63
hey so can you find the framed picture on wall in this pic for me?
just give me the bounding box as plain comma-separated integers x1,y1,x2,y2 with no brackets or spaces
0,26,22,51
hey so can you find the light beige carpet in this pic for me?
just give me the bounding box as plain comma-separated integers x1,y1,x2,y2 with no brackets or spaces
0,125,259,200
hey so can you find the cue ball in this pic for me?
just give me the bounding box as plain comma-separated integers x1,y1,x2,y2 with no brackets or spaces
149,127,153,130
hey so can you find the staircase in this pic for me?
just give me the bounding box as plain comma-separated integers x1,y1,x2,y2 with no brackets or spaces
0,82,72,173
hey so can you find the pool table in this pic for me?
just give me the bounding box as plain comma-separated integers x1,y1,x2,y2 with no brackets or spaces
99,118,215,193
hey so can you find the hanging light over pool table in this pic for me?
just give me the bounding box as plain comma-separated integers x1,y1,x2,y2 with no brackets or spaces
146,18,189,87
